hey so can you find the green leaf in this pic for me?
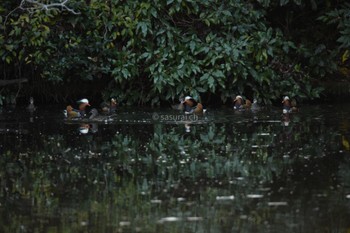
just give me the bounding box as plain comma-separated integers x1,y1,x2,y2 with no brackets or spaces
189,41,196,53
5,56,12,64
137,22,148,37
280,0,289,6
121,68,130,79
212,70,225,78
196,87,206,92
200,73,210,82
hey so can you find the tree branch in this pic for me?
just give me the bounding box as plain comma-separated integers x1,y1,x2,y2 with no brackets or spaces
19,0,80,15
0,78,28,87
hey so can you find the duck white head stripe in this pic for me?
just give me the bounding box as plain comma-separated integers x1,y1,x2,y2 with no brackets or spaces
234,95,243,101
77,98,89,104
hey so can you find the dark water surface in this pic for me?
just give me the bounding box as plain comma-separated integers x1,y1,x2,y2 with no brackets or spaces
1,104,350,233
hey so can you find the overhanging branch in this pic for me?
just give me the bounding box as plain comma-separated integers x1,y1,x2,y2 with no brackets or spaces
0,78,28,87
19,0,80,15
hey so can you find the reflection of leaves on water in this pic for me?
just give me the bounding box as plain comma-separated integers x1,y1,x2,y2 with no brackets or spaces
1,117,350,232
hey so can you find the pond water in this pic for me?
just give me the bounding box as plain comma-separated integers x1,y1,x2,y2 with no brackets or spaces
0,104,350,233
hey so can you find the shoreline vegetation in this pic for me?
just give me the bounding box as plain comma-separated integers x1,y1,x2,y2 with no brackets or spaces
1,0,350,106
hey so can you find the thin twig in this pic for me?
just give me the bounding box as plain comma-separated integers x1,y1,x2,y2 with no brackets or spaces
4,0,80,29
20,0,80,15
4,6,21,27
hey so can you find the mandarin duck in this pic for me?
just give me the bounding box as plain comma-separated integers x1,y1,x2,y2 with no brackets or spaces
89,108,99,119
172,97,185,111
88,98,117,120
64,98,91,118
233,95,252,110
77,98,91,116
251,98,260,112
100,97,117,114
282,96,298,114
181,96,204,114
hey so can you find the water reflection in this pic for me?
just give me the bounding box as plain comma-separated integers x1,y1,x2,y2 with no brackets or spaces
78,123,99,134
0,105,350,232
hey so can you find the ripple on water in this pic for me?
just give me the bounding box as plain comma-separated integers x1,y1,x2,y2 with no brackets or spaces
267,201,288,206
187,217,203,222
216,195,235,201
150,199,162,204
119,221,131,227
157,217,181,224
247,194,264,199
157,216,202,224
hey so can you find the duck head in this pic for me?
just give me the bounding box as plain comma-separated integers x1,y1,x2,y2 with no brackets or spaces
77,98,90,111
233,95,243,104
180,96,194,107
182,96,203,114
110,98,117,106
101,98,118,113
27,97,36,111
181,96,192,104
233,95,243,109
109,98,117,113
282,96,291,106
66,105,74,112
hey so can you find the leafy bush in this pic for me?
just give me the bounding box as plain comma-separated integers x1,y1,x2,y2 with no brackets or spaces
1,0,346,105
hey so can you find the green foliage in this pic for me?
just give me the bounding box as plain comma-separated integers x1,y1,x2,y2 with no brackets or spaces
318,3,350,49
1,0,347,105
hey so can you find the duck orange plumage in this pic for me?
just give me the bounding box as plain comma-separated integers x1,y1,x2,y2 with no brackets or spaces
64,98,90,118
233,95,252,110
182,96,204,114
65,105,83,118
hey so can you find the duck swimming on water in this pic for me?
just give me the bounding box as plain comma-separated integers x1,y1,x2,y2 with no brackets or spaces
87,98,118,120
77,98,91,116
26,97,36,112
64,105,81,118
233,95,252,110
251,98,261,112
100,97,117,114
282,96,298,114
64,98,91,119
180,96,204,114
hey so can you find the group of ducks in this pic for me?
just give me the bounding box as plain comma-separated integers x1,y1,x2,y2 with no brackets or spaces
232,95,298,114
64,96,205,119
64,95,298,120
64,98,117,119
